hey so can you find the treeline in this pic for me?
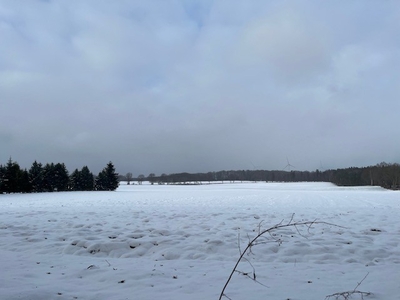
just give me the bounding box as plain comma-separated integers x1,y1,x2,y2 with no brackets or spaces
135,169,329,184
0,158,119,193
130,162,400,190
329,162,400,189
131,169,331,185
2,158,399,193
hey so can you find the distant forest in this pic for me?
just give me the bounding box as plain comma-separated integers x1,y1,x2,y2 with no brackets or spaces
128,162,400,190
1,158,399,194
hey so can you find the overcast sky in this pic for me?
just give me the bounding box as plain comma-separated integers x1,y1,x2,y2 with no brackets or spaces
1,1,399,176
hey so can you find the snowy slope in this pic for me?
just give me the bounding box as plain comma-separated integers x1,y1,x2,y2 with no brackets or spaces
0,182,399,300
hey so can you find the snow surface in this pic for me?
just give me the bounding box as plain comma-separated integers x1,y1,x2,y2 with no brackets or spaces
0,182,399,300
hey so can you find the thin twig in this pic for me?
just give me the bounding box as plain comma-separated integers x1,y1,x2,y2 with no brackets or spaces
257,220,264,235
237,231,242,255
219,218,344,300
325,273,371,299
234,270,269,288
353,272,369,292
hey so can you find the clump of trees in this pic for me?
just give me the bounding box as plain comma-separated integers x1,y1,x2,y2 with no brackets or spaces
330,162,400,189
70,166,95,191
0,158,119,194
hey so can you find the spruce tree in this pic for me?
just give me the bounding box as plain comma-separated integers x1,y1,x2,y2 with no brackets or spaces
29,161,44,192
95,162,119,191
80,166,94,191
95,171,107,191
0,164,5,193
53,163,69,191
1,158,30,193
105,162,119,191
42,163,55,192
69,168,81,191
19,169,32,193
3,158,20,193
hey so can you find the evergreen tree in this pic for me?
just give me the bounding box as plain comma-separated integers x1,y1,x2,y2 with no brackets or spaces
95,170,107,191
19,169,32,193
1,158,30,193
105,162,119,191
42,163,55,192
29,161,44,192
95,162,119,191
0,164,5,193
70,166,94,191
80,166,94,191
69,168,82,191
53,163,69,191
3,158,20,193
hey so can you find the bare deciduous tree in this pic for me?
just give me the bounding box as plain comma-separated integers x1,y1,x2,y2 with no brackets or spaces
148,173,156,185
126,172,133,185
137,174,145,185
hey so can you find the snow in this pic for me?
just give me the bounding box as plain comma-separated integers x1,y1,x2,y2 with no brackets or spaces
0,182,399,300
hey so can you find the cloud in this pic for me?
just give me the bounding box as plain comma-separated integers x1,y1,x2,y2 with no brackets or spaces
1,1,399,174
236,6,331,86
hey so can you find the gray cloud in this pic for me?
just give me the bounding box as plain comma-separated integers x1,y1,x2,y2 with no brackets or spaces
1,1,399,175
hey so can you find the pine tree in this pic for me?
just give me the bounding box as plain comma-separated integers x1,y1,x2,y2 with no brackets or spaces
42,163,55,192
29,161,44,192
69,168,82,191
95,162,119,191
80,166,94,191
1,158,30,193
95,170,107,191
53,163,69,191
0,164,5,193
19,169,32,193
105,162,119,191
3,158,20,193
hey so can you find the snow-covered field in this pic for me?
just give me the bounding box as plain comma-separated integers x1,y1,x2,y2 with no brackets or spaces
0,182,399,300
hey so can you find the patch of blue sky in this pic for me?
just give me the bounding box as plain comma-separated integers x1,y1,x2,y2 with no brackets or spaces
182,0,213,29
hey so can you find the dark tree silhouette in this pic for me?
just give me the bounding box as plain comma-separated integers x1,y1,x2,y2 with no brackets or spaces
80,166,94,191
53,163,69,191
126,172,133,185
1,158,31,193
69,168,82,191
148,173,156,185
137,174,145,185
95,162,119,191
29,161,44,192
